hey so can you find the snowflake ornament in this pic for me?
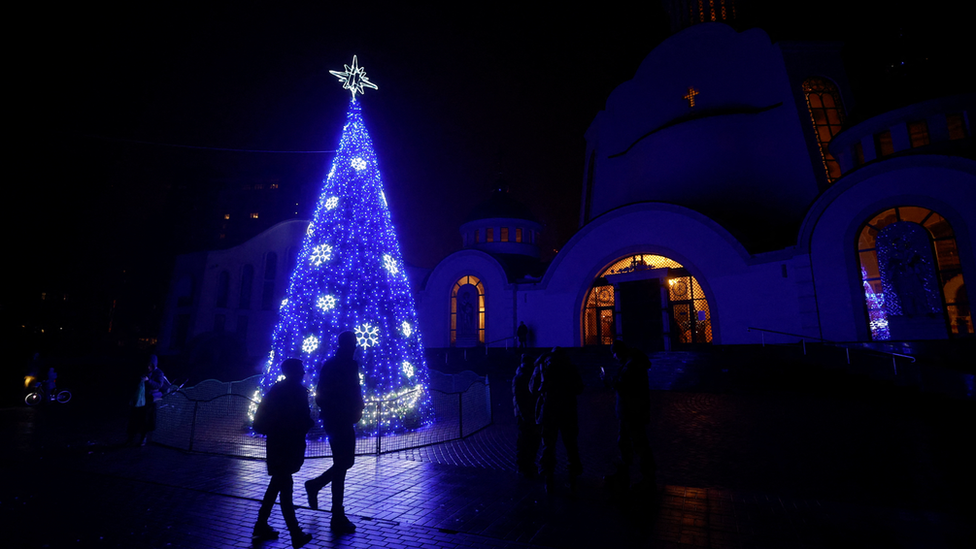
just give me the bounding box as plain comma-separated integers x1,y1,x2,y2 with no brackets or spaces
402,361,414,378
351,157,367,171
401,321,412,338
302,335,320,354
317,294,336,312
325,196,339,210
310,244,333,266
354,323,380,349
383,254,399,275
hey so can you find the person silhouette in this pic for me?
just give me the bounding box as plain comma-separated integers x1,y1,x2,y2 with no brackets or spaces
252,358,314,547
305,331,365,534
603,340,656,492
513,354,540,477
517,321,528,349
531,347,584,493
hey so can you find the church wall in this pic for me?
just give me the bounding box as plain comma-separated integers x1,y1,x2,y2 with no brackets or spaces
415,249,513,348
806,159,976,341
531,203,803,347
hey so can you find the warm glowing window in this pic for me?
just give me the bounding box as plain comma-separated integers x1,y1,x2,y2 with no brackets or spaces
802,77,846,184
474,230,480,243
947,114,967,140
516,228,523,243
691,0,735,23
582,254,712,346
223,213,230,220
250,212,259,219
500,227,509,242
908,120,930,148
451,275,485,345
486,228,494,242
875,131,894,156
857,207,969,340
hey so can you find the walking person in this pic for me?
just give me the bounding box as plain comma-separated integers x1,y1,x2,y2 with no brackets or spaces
252,358,314,547
603,340,656,493
531,347,584,494
305,331,364,534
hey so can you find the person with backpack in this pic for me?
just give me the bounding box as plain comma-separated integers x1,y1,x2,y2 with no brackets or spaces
252,358,314,547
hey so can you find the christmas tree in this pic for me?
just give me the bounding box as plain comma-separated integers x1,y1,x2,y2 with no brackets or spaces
259,56,432,434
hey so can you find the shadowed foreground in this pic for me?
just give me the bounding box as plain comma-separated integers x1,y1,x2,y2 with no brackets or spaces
2,357,973,549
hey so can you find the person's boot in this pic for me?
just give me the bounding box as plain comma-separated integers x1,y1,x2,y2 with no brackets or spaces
304,479,320,510
289,528,312,548
252,522,279,540
330,508,357,534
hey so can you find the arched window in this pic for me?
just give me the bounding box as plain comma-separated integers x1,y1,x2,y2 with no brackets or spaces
688,0,736,23
451,275,485,346
215,271,230,308
239,265,254,310
582,254,712,346
802,77,846,184
857,207,969,340
175,275,195,307
261,252,277,310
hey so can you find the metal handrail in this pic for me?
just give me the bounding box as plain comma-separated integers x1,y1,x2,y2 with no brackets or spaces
747,326,915,375
484,335,519,352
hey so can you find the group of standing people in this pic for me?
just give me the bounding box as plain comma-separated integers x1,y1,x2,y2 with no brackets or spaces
513,340,656,495
251,330,363,547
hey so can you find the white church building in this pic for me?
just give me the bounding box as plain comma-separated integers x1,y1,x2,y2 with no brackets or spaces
157,22,974,369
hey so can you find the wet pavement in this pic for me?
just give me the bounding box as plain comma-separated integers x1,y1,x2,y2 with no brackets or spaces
2,357,974,549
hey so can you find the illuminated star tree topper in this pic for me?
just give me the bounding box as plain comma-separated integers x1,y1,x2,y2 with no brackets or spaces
329,55,378,101
261,56,432,435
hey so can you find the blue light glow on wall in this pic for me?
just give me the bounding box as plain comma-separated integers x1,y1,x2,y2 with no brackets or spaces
260,97,433,434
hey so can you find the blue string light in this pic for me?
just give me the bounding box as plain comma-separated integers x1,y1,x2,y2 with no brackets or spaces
260,98,433,435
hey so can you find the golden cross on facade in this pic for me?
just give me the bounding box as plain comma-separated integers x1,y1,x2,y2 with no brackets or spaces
683,86,699,108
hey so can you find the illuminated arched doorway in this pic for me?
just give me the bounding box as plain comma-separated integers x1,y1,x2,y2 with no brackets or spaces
582,254,712,350
451,275,485,346
857,206,970,340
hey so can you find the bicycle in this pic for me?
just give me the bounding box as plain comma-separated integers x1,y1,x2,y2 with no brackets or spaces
25,382,72,406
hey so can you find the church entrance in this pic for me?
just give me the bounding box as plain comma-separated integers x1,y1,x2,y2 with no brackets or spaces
612,274,668,353
582,254,712,351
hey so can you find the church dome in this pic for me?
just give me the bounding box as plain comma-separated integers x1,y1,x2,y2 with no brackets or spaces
459,188,542,259
464,188,538,224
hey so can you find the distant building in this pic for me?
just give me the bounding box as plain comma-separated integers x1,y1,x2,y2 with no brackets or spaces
159,21,974,370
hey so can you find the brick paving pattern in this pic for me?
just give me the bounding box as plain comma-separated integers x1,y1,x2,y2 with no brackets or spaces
3,353,974,548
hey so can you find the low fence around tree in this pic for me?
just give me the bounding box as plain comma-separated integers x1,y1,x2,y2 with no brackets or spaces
154,370,491,459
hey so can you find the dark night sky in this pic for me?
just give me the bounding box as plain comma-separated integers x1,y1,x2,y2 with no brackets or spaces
10,1,972,348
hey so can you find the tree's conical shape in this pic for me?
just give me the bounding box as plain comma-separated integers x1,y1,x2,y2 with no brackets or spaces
261,98,432,434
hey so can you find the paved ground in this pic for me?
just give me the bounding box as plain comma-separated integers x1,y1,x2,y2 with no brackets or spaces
2,360,974,549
